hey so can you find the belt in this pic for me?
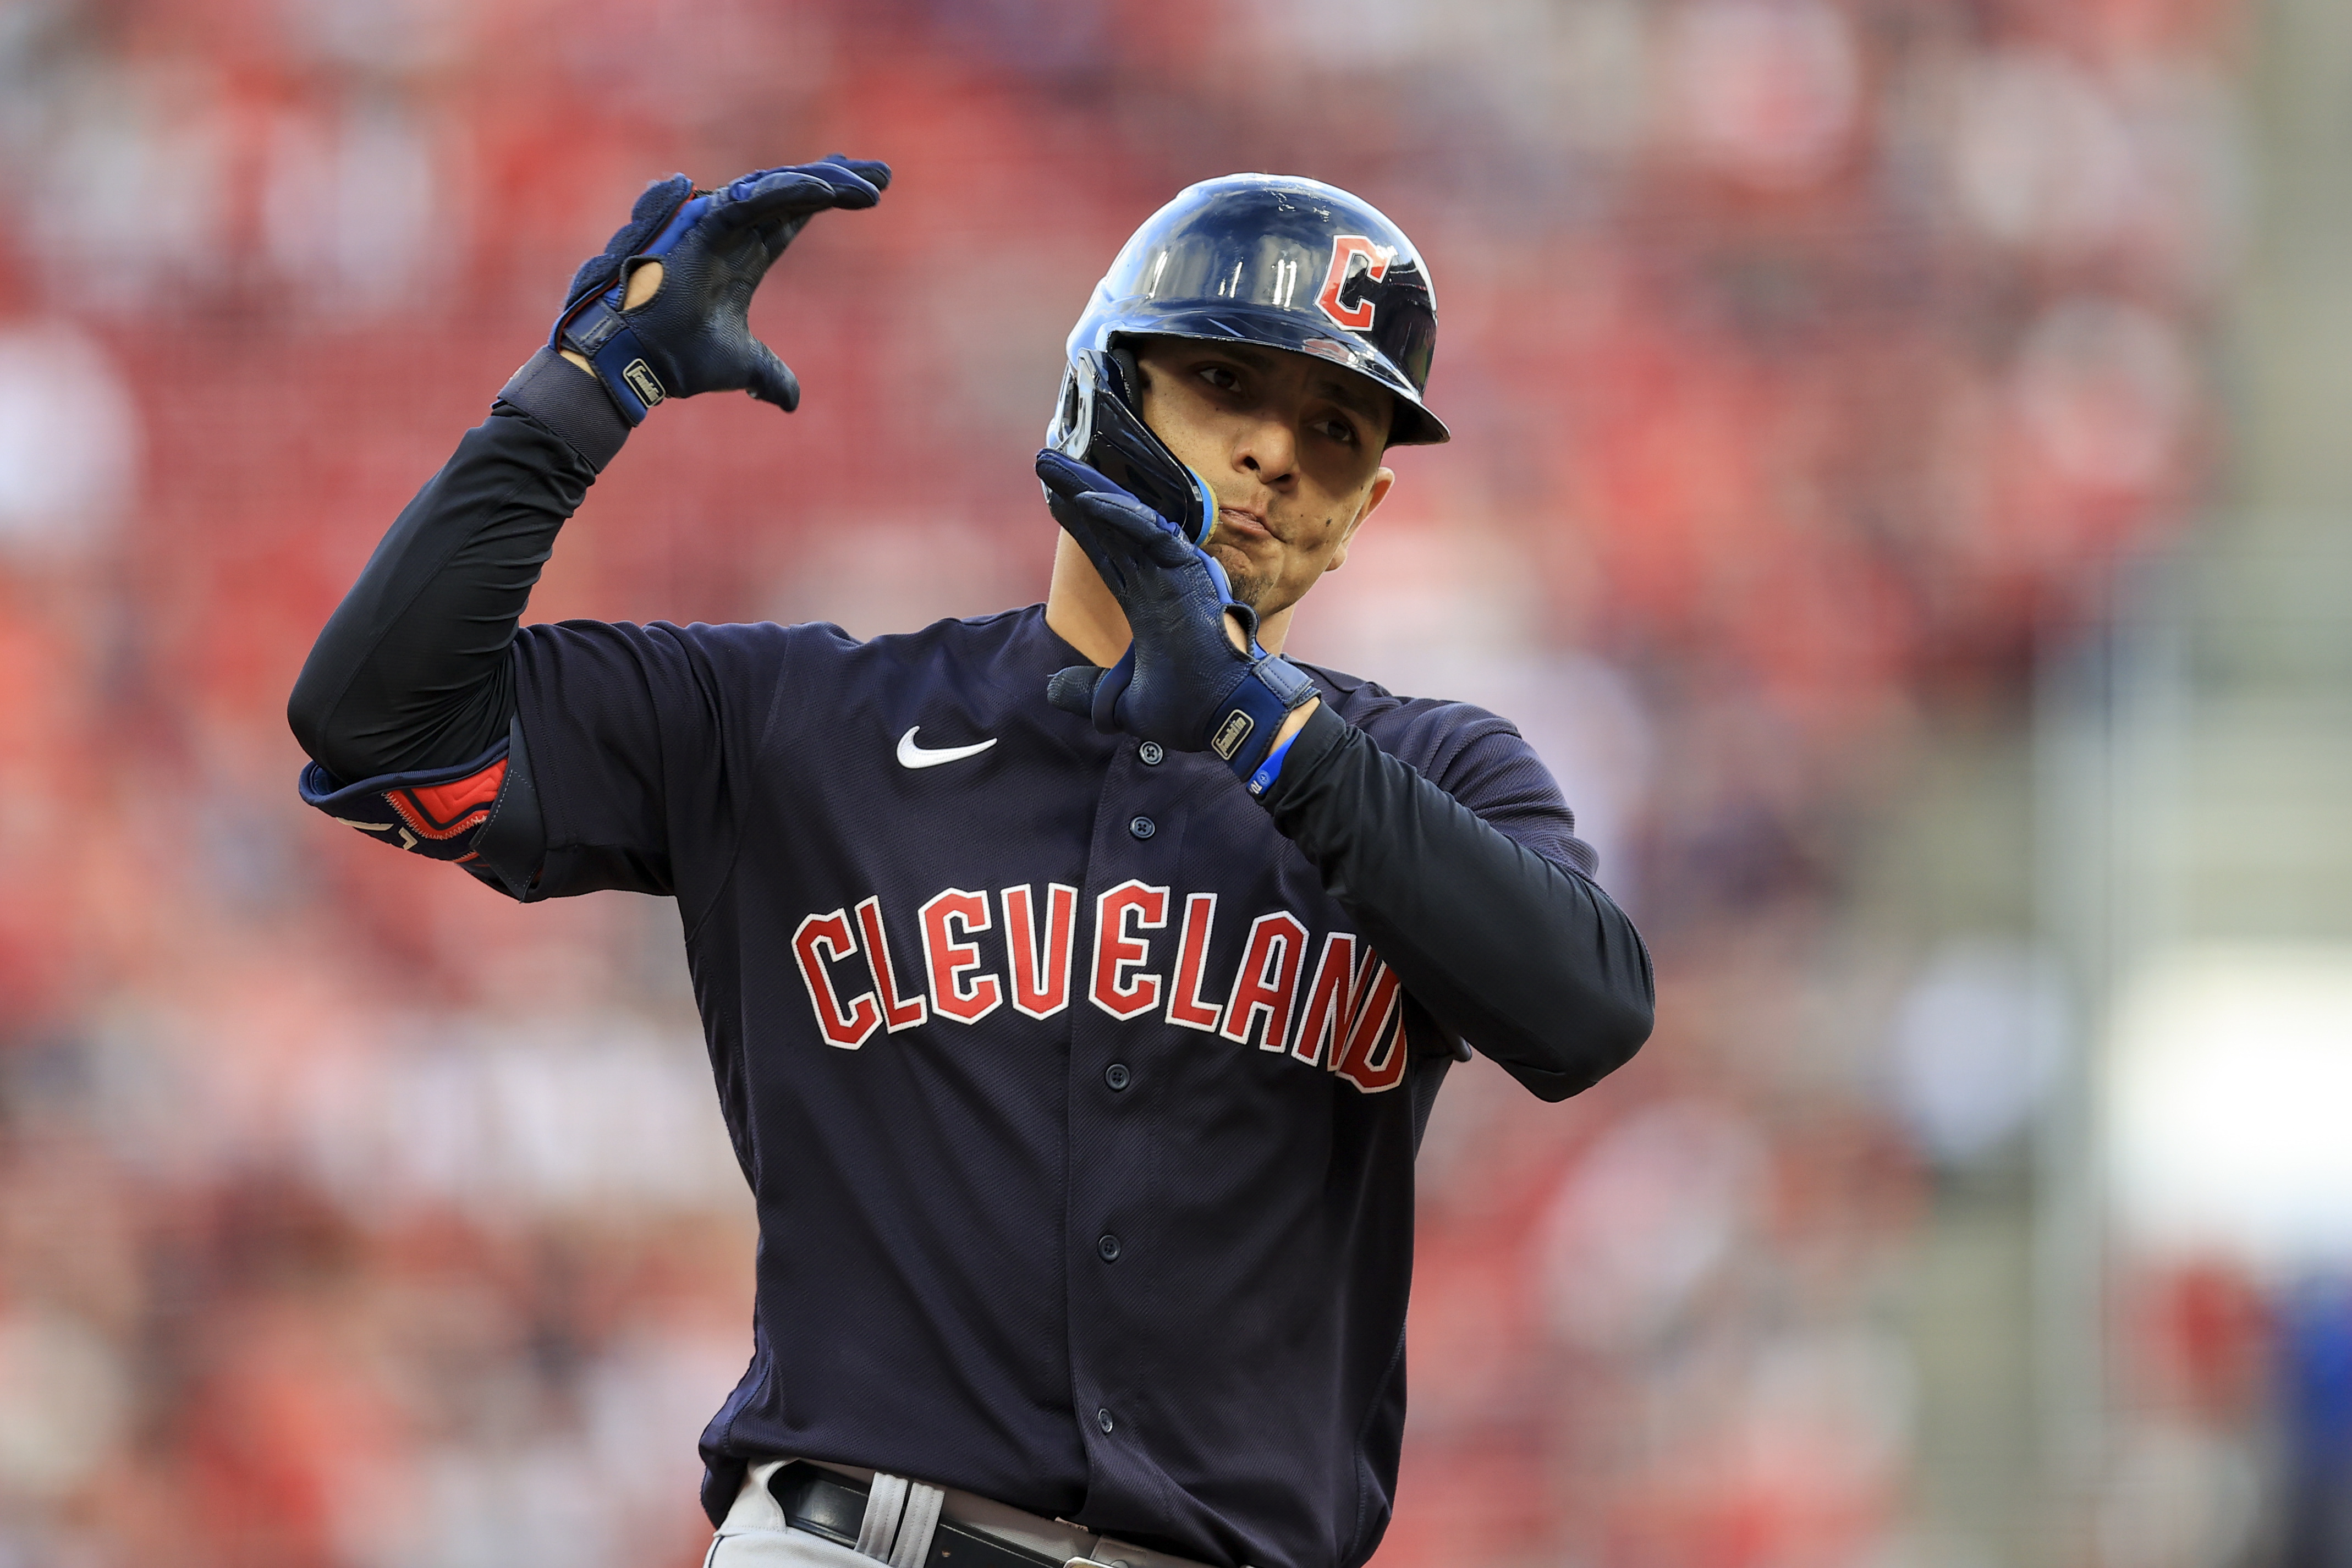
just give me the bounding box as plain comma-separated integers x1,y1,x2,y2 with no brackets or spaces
765,1460,1207,1568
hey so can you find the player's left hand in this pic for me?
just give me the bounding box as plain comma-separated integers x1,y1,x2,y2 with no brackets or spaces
1037,450,1318,791
553,156,888,423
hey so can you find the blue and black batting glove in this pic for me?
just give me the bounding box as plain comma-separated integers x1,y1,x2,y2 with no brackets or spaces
1036,450,1319,795
553,156,888,423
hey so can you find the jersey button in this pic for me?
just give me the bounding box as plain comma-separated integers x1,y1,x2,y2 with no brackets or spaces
1097,1407,1116,1434
1096,1233,1122,1262
1128,816,1156,840
1137,741,1164,766
1104,1063,1130,1091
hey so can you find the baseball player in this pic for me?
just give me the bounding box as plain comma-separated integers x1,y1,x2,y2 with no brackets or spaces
288,158,1652,1568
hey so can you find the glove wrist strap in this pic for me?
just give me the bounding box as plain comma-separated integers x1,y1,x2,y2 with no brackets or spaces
556,299,667,424
1210,655,1316,782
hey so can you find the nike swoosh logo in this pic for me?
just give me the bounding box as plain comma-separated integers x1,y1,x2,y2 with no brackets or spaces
897,726,998,769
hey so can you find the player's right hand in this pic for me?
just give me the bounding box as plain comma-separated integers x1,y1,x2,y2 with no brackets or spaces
552,157,889,423
1037,450,1320,793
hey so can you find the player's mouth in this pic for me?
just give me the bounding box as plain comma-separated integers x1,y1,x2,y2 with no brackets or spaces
1215,505,1273,542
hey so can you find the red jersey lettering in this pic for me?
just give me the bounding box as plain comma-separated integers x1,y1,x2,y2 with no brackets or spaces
1091,881,1168,1020
1330,959,1408,1093
1293,931,1362,1068
1164,893,1223,1033
1002,883,1077,1020
856,895,927,1032
1221,911,1308,1052
793,909,881,1050
921,889,1003,1025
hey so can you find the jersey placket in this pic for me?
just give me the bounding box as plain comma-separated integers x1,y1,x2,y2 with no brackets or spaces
1063,735,1195,1510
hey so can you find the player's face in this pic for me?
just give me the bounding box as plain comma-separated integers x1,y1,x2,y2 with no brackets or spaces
1130,339,1395,618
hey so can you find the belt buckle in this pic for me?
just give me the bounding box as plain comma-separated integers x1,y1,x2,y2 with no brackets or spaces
1065,1560,1120,1568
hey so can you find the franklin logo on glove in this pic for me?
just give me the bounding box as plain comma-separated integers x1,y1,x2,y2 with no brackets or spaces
1211,711,1253,759
620,359,664,407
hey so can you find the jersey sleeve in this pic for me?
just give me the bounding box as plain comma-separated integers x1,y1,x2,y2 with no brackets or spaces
1262,696,1653,1102
293,617,841,912
506,618,836,913
1380,700,1600,879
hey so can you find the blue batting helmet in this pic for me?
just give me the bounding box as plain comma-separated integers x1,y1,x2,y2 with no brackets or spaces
1043,174,1448,546
1059,173,1448,449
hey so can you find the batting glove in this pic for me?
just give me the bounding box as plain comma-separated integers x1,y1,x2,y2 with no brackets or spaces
553,156,888,422
1037,450,1319,793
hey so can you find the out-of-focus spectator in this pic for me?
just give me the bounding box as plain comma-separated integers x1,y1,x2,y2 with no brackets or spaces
0,322,139,557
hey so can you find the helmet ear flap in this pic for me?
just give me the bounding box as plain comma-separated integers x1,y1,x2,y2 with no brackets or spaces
1106,343,1145,406
1043,345,1215,548
1045,344,1142,459
1047,358,1092,459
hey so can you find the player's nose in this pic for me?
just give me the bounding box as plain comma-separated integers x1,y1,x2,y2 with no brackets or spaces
1233,412,1298,487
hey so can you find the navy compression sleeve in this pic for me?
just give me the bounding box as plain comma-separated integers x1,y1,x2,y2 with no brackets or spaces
288,354,623,771
287,353,627,886
1261,703,1656,1101
288,359,623,778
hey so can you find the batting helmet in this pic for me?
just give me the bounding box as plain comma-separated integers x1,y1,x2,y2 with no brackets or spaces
1046,174,1448,544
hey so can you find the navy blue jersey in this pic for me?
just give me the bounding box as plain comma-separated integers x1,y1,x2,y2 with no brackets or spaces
502,604,1585,1568
292,401,1652,1568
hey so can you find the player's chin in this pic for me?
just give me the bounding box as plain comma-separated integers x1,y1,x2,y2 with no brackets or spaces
1207,537,1268,587
1223,566,1280,615
1210,542,1268,598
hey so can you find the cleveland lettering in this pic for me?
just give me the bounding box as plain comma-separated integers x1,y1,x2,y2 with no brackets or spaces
789,882,1409,1092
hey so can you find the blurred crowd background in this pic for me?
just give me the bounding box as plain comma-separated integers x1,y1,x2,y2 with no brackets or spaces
2,0,2341,1564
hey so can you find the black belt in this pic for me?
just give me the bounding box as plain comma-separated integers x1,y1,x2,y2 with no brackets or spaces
767,1461,1082,1568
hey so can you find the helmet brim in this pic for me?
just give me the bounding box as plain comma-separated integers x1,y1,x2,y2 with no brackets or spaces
1104,303,1450,448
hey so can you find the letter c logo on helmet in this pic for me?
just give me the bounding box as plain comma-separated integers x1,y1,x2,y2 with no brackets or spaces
1315,236,1393,333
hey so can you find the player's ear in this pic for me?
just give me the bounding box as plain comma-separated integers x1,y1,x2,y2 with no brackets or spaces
1325,466,1393,576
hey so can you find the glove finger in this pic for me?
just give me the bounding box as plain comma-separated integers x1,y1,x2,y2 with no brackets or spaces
818,153,893,192
1070,488,1174,539
1046,665,1103,717
708,170,851,233
1199,546,1241,608
1045,489,1133,595
792,159,885,206
1037,452,1180,552
743,340,801,412
1092,647,1139,735
1073,492,1194,568
1036,448,1125,505
1037,452,1191,562
717,162,883,231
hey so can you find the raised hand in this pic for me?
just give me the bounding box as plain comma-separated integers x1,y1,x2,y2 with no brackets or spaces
1037,450,1318,794
553,156,889,422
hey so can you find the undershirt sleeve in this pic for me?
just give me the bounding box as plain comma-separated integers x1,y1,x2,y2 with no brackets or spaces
287,350,633,894
1261,702,1655,1102
287,355,625,780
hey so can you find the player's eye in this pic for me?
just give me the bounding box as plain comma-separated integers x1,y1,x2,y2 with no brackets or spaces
1196,364,1242,393
1315,415,1361,447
